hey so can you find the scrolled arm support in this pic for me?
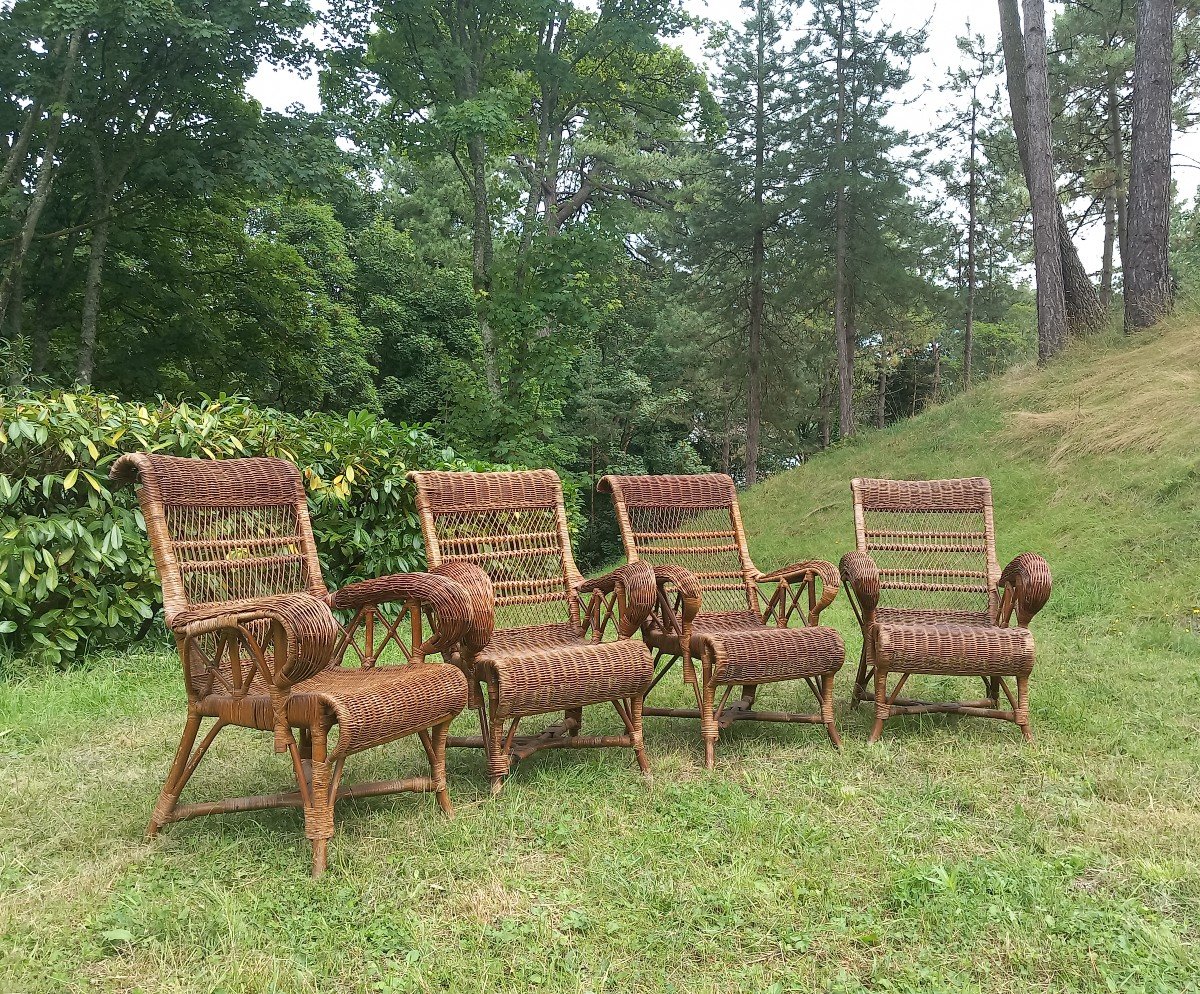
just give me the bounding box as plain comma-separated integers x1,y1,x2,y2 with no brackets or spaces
650,563,702,682
839,552,881,624
755,559,840,624
174,593,340,752
175,594,339,689
327,571,472,658
428,561,495,653
999,553,1052,627
579,560,656,638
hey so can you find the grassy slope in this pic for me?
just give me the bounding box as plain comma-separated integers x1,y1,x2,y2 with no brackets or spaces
2,319,1198,994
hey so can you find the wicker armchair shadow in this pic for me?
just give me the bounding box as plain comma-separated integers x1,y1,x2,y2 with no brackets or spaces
112,454,470,876
409,470,656,795
599,474,845,767
840,477,1052,743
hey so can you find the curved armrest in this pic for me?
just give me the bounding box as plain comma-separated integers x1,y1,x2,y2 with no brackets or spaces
653,562,702,601
428,561,495,653
999,553,1052,626
755,559,840,623
839,552,881,621
579,560,656,637
173,592,339,689
327,571,473,657
173,593,339,752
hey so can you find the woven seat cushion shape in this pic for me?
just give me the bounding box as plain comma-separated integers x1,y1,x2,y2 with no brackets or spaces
475,632,653,718
697,625,846,685
197,663,469,758
871,621,1035,676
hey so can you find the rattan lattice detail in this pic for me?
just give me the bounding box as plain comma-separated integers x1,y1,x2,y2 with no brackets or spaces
861,508,993,616
626,504,753,615
165,504,309,606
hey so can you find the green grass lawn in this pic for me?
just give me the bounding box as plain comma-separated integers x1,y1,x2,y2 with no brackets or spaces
2,319,1198,993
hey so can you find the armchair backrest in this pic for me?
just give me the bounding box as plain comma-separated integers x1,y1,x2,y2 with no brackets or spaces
409,470,584,633
851,477,1000,621
111,454,326,627
599,474,757,615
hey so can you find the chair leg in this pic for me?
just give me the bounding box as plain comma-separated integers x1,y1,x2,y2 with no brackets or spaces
630,696,650,779
851,643,870,709
430,720,454,815
485,684,511,796
418,721,455,816
821,673,842,749
1015,673,1033,743
868,666,889,744
148,712,208,836
471,679,511,797
304,724,336,878
566,707,582,737
700,670,718,770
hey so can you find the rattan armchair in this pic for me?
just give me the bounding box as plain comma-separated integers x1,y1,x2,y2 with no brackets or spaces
112,454,470,876
409,470,656,794
600,474,845,767
840,477,1052,743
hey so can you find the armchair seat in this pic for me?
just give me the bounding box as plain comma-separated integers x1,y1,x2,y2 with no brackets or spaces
195,662,468,750
479,636,653,718
699,625,845,685
872,621,1034,676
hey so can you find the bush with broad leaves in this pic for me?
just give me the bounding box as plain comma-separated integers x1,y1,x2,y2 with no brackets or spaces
0,391,497,667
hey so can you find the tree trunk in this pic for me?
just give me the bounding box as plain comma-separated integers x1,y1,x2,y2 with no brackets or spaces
467,135,499,395
0,34,67,197
76,214,111,386
1101,189,1116,308
719,403,732,475
931,337,942,403
965,97,978,387
1125,0,1173,331
1108,68,1129,283
33,230,75,377
745,3,767,487
0,28,81,331
833,0,855,439
998,0,1103,335
1022,0,1068,363
0,98,42,198
875,340,887,429
818,369,832,450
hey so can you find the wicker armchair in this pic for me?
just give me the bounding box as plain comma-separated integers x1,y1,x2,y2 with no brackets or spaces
409,470,656,794
112,454,470,876
599,474,845,767
840,477,1052,743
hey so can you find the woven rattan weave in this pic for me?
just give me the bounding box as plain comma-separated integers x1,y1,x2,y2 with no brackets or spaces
112,454,470,876
409,469,655,794
840,477,1052,742
600,474,845,767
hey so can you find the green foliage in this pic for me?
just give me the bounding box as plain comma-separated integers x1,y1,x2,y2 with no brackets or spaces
0,390,493,665
2,319,1199,992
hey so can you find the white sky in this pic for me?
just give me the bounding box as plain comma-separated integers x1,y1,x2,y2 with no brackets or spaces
248,0,1200,275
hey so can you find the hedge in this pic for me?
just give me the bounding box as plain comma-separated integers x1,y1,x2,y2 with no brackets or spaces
0,391,496,666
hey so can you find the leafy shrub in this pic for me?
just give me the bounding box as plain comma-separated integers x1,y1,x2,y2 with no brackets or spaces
0,391,496,666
